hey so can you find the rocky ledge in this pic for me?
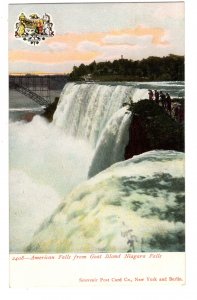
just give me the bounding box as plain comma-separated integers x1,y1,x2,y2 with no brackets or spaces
125,99,184,159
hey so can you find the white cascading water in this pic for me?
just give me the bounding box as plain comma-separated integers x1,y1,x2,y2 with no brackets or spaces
88,106,132,178
53,83,147,147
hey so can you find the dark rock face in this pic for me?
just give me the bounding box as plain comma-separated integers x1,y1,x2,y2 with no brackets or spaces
42,97,59,122
125,100,184,160
125,114,150,159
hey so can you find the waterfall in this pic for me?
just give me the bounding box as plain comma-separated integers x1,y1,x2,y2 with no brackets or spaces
88,106,132,178
53,82,147,147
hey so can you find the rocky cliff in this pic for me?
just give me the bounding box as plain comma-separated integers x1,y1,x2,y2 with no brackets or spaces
125,100,184,159
42,97,59,122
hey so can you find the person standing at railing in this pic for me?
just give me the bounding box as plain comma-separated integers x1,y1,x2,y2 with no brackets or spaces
148,89,154,100
166,93,172,115
154,90,159,104
159,91,166,108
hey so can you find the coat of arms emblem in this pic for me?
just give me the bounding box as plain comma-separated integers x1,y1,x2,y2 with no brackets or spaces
15,13,54,45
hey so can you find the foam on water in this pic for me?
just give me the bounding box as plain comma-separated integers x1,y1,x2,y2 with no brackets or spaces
10,170,61,252
26,150,185,253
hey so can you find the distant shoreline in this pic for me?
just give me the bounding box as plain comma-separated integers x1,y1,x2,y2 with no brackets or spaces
9,74,184,83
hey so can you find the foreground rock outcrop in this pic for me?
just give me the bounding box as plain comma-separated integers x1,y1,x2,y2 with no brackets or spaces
42,97,59,122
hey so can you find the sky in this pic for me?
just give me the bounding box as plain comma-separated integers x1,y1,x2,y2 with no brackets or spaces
9,2,184,74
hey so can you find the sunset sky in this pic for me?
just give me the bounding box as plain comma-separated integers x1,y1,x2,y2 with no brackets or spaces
9,2,184,74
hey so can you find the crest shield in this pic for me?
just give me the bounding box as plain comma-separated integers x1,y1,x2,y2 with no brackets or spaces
15,13,54,45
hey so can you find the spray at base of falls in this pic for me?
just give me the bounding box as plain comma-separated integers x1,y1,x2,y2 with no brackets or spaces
9,116,94,252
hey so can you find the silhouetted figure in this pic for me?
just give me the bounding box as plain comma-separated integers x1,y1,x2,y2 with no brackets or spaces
148,89,154,100
166,93,172,115
159,91,166,108
154,90,159,104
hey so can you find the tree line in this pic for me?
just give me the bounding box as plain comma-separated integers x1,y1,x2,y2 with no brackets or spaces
69,54,184,81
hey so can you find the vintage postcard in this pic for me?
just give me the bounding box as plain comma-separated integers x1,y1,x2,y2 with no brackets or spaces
9,1,185,287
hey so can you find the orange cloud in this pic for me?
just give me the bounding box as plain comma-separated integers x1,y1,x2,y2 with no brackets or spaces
9,49,100,64
46,26,168,46
104,27,169,45
45,32,104,46
9,26,168,64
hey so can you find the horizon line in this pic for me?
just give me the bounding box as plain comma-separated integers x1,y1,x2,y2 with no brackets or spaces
9,72,69,76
